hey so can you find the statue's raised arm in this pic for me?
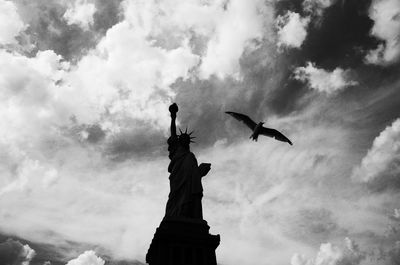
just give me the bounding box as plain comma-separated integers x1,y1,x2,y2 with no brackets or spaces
169,103,178,138
167,103,179,160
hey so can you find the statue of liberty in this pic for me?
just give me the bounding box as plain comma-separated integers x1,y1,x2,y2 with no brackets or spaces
164,103,211,220
146,103,220,265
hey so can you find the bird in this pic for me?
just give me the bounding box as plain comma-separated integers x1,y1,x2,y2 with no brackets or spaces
225,111,293,145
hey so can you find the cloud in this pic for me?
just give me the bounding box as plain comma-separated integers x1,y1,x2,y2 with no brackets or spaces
0,0,26,44
303,0,337,18
63,22,199,128
0,49,67,194
0,158,59,195
11,0,122,60
199,0,270,79
387,241,400,265
64,0,96,30
0,49,69,140
365,0,400,65
66,250,105,265
283,208,340,245
294,62,358,94
276,11,310,49
121,0,273,80
394,209,400,220
352,118,400,187
0,239,36,265
291,238,365,265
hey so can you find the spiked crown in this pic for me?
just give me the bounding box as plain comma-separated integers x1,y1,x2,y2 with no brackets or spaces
178,127,196,147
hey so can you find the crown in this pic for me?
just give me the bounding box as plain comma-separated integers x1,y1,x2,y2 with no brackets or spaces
178,127,196,145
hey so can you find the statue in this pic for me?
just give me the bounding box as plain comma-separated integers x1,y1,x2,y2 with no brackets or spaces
146,103,220,265
164,103,211,220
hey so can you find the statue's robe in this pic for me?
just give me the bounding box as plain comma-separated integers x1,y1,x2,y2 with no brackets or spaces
165,146,203,219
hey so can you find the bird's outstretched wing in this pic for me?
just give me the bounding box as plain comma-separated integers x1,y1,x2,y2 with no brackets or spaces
260,127,293,145
225,111,257,130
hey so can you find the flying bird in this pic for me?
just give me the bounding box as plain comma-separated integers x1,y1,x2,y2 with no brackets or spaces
225,111,293,145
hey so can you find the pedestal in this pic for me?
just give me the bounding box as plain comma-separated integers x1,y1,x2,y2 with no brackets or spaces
146,218,220,265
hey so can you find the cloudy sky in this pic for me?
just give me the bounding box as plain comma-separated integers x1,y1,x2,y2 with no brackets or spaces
0,0,399,264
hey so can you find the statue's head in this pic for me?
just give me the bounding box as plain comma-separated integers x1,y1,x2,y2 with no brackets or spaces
178,128,195,150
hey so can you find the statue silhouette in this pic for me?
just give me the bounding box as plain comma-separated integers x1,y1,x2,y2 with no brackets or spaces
146,103,219,265
165,103,211,219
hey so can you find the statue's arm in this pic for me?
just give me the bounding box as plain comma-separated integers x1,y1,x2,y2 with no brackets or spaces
170,114,177,137
169,103,178,137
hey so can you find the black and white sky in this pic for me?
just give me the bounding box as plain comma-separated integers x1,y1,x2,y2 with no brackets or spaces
0,0,400,264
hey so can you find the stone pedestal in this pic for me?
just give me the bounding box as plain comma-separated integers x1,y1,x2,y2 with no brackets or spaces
146,218,220,265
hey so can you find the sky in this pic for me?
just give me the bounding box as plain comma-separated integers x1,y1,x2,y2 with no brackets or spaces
0,0,399,264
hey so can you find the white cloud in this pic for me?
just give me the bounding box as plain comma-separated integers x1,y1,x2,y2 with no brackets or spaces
365,0,400,65
199,0,269,79
0,0,25,44
63,22,199,128
121,0,273,80
66,250,105,265
394,209,400,220
294,62,358,93
0,49,67,195
276,12,310,49
0,50,69,136
291,238,365,265
64,0,96,30
303,0,336,18
352,118,400,183
0,158,59,195
21,243,36,265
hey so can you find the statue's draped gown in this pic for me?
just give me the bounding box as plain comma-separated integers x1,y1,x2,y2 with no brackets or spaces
165,137,203,219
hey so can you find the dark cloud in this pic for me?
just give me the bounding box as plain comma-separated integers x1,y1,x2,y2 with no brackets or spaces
0,235,56,265
283,208,345,245
0,233,118,265
85,124,106,144
0,238,35,265
274,0,305,16
386,243,400,265
93,0,123,33
0,233,148,265
65,123,106,145
365,171,400,193
12,0,123,61
342,81,400,156
302,0,376,69
240,45,308,116
105,126,166,161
